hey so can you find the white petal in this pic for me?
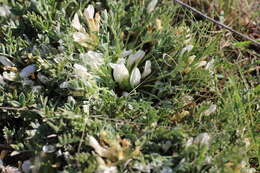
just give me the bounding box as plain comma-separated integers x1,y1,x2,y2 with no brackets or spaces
3,71,16,81
127,50,145,68
42,145,56,153
88,136,108,157
72,13,85,32
147,0,158,13
0,56,15,66
141,60,152,78
112,63,129,84
96,157,118,173
20,64,36,78
67,96,76,104
73,32,89,43
180,45,193,56
0,5,11,17
130,67,141,88
84,5,95,19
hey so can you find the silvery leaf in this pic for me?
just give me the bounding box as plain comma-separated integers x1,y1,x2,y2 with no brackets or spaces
0,56,15,66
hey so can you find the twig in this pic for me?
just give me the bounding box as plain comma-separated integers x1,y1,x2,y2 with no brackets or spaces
173,0,260,47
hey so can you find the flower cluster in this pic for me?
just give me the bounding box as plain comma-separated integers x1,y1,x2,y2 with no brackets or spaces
71,5,100,49
88,131,141,173
110,50,151,90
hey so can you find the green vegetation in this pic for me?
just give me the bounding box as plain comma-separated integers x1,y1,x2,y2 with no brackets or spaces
0,0,259,172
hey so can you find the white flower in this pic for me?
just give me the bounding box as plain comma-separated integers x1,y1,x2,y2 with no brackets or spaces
67,96,76,104
127,50,145,68
3,71,16,81
96,156,118,173
0,5,11,17
84,5,95,19
147,0,158,13
130,67,141,88
110,62,129,86
84,5,100,32
42,144,56,153
80,51,104,71
0,56,15,66
88,136,109,157
71,13,85,32
73,32,90,45
22,160,31,173
20,64,36,78
180,45,193,56
141,60,152,78
193,133,210,146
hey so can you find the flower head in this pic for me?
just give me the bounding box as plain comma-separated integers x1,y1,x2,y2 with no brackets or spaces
127,50,145,69
110,61,129,88
130,67,141,88
147,0,158,13
141,60,152,78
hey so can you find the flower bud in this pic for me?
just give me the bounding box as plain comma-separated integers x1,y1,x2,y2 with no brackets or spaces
73,32,90,47
71,13,85,32
130,67,141,88
110,62,129,87
84,5,95,19
127,50,145,68
147,0,158,13
141,60,152,78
